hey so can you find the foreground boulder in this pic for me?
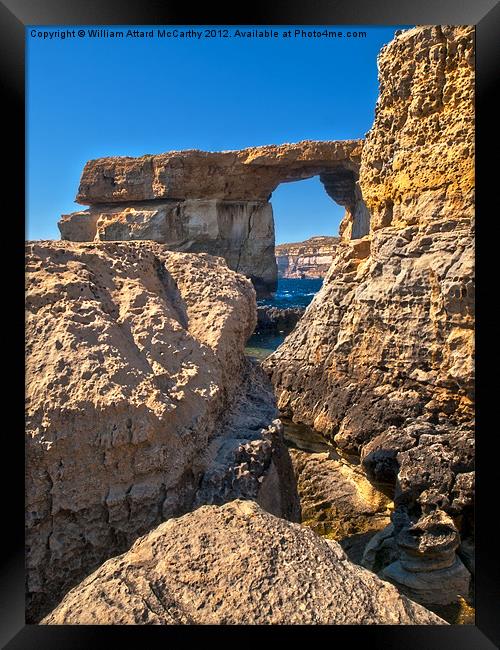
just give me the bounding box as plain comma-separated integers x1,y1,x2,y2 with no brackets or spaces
265,26,474,604
42,500,444,625
26,241,296,622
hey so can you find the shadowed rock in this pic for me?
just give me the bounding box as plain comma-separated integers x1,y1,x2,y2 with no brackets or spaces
276,236,341,278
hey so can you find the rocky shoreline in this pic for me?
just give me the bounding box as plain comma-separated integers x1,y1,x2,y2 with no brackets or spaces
256,305,304,335
26,26,474,625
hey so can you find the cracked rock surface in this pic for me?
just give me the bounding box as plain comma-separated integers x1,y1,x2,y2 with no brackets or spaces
41,500,445,625
26,241,292,622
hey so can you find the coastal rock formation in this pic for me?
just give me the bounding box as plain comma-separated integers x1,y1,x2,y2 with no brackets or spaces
60,199,277,297
59,140,367,296
289,448,392,541
42,500,444,625
192,368,300,522
276,236,341,278
382,510,470,605
74,140,363,204
26,240,295,622
256,305,304,334
264,26,474,604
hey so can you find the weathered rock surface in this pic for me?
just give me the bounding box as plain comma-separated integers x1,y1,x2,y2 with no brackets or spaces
59,140,368,297
42,500,445,625
256,305,304,334
75,140,363,204
382,510,470,605
60,199,278,297
26,241,295,622
276,236,341,278
362,523,399,573
289,448,392,540
264,26,474,604
192,366,300,523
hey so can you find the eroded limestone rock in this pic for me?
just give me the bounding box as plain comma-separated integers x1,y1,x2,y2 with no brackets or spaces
42,500,445,625
58,140,367,296
193,366,300,522
382,511,470,605
74,140,362,204
26,241,293,622
289,448,392,540
264,25,475,604
60,199,278,296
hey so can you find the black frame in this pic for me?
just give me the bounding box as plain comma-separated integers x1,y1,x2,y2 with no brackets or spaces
4,0,499,647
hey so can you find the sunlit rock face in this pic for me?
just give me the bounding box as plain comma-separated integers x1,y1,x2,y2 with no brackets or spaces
74,140,363,204
264,26,474,605
42,500,445,626
25,241,298,622
59,140,366,297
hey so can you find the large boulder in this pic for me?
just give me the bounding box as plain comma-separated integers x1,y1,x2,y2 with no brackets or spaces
42,500,445,625
26,241,296,622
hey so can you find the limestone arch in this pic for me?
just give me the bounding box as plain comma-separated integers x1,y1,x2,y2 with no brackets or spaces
59,141,371,296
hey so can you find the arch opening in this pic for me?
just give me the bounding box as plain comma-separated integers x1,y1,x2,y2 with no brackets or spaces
246,170,371,361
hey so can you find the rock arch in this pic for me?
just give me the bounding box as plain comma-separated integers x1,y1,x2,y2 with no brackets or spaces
59,140,371,296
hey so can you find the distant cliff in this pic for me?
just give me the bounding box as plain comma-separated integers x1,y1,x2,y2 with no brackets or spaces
276,236,341,278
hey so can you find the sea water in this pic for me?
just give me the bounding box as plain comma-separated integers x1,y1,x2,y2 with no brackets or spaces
259,277,323,310
245,278,323,360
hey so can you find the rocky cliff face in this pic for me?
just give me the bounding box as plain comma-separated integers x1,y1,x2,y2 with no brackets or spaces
74,140,362,204
276,236,341,278
59,140,366,297
42,500,444,625
60,200,277,298
264,26,474,605
26,241,298,622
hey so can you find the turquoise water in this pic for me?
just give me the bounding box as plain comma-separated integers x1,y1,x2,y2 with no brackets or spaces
245,278,323,360
245,332,286,361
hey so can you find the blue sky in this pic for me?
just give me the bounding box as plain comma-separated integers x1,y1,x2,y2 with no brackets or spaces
26,25,408,243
